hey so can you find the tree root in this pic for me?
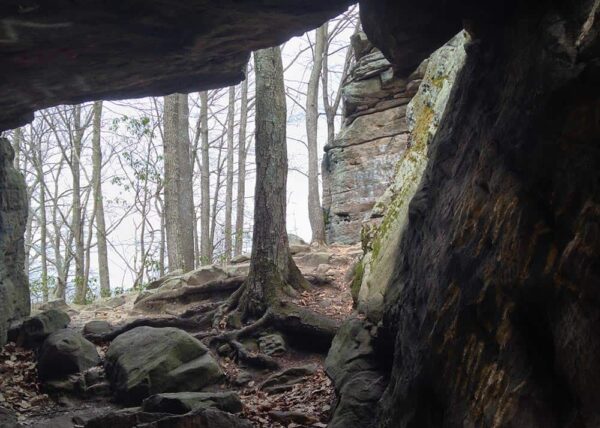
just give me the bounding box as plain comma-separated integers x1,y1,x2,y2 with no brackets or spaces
135,276,245,312
85,316,202,343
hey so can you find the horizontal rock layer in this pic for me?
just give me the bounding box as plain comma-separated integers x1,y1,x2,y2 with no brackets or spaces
323,33,420,244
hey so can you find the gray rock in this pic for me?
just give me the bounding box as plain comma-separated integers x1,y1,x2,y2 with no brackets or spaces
269,410,318,426
17,309,70,349
325,318,387,428
38,329,100,381
83,320,113,337
142,391,243,414
38,299,70,312
289,243,311,255
224,262,250,277
295,252,332,268
258,334,286,356
182,265,228,286
146,270,183,290
84,408,251,428
105,327,224,405
260,364,317,394
0,406,17,428
288,234,307,246
230,254,250,264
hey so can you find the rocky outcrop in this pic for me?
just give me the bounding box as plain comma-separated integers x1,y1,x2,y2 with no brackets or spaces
105,327,224,405
0,1,354,131
355,32,467,322
323,33,415,244
358,0,600,426
0,138,28,346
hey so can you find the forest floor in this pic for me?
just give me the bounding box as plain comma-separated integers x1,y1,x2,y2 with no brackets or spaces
1,243,360,428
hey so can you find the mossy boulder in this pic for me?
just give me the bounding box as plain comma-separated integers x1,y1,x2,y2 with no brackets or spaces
105,327,224,405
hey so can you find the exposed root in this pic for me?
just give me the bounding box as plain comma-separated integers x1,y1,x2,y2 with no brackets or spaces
85,316,201,343
135,276,245,312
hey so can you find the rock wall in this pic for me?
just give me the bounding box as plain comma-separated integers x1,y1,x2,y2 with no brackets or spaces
357,0,600,426
0,138,29,345
355,32,467,322
323,33,422,244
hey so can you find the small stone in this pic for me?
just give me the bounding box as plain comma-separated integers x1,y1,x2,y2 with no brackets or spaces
142,391,243,414
258,334,286,356
260,365,317,394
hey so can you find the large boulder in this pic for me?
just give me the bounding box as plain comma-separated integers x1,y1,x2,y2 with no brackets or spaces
16,309,70,349
105,327,224,405
325,318,388,428
38,329,101,381
142,391,243,415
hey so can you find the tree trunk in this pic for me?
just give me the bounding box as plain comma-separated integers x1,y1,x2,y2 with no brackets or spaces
72,105,87,305
224,86,235,261
34,137,49,302
306,25,327,244
163,93,195,272
200,91,211,264
91,101,111,297
239,47,306,319
235,70,249,256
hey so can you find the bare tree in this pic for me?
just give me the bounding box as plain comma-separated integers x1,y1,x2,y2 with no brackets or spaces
200,91,211,264
90,101,111,297
237,47,307,319
305,25,327,244
235,70,249,256
224,87,235,261
163,94,195,272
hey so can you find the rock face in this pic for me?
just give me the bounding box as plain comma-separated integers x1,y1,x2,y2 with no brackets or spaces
325,318,388,428
357,0,600,426
322,33,419,244
355,32,467,322
105,327,224,405
0,138,29,346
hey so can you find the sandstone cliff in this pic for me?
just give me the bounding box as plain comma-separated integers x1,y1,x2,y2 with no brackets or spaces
323,33,417,244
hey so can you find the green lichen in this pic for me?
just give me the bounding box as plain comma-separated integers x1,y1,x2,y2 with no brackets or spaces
350,260,365,304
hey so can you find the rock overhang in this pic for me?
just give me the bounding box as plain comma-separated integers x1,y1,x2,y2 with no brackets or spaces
0,0,355,131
